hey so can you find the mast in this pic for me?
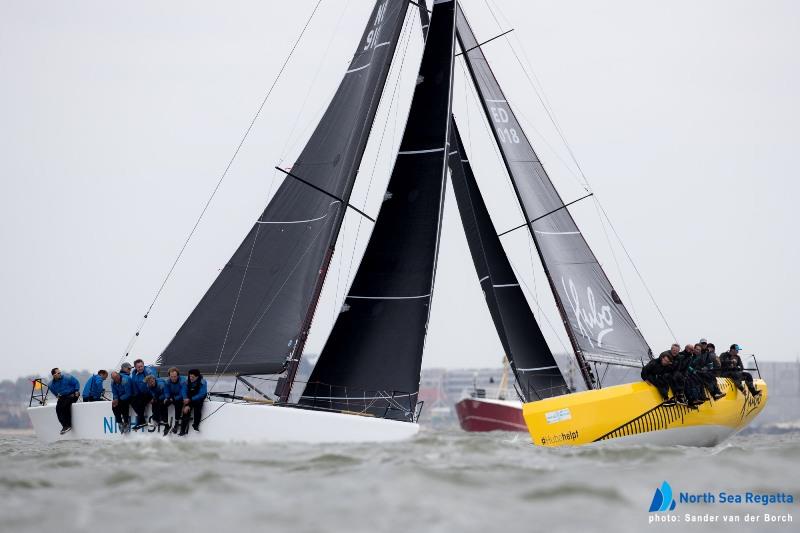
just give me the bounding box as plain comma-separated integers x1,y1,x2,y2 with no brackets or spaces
300,0,457,419
455,5,651,389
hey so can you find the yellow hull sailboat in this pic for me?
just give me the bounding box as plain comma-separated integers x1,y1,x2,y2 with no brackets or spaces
449,5,767,447
523,378,767,447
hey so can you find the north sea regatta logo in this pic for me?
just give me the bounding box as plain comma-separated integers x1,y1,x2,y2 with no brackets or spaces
649,481,677,512
647,481,793,525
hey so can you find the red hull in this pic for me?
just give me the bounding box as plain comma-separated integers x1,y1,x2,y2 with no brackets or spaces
455,398,527,432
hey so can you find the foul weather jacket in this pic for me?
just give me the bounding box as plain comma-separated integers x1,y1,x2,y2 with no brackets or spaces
130,366,157,396
186,378,208,402
720,351,744,373
49,374,80,398
641,358,673,381
164,376,187,401
146,378,168,401
111,375,133,401
82,374,105,400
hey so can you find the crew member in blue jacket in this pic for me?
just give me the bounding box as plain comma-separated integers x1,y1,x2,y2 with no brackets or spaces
144,375,169,434
129,358,157,429
163,367,187,435
110,371,133,433
179,369,208,435
82,370,108,402
49,368,80,434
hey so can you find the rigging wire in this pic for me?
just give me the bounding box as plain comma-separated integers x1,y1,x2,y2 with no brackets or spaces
456,55,571,355
210,205,341,384
116,0,325,369
278,0,354,166
341,11,419,302
482,0,676,341
481,0,642,326
216,6,418,383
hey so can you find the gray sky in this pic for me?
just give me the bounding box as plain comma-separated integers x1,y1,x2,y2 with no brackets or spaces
1,0,798,381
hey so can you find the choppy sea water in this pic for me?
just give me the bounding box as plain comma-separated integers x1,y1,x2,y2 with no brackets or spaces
1,428,797,533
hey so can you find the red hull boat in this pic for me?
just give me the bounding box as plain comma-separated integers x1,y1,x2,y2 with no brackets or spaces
455,397,527,432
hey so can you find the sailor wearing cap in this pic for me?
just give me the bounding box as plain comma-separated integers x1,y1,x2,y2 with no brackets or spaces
720,344,760,396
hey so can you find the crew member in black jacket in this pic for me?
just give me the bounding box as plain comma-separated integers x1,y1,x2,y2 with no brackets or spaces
688,344,726,401
641,350,679,405
720,344,760,396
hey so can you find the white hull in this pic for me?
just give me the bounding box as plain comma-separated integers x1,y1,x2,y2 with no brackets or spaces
28,400,419,444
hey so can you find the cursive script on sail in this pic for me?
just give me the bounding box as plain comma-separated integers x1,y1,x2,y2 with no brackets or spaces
561,277,613,348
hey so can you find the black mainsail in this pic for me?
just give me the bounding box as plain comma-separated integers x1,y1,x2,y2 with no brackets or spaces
301,0,456,419
158,1,409,376
449,119,569,400
455,5,651,388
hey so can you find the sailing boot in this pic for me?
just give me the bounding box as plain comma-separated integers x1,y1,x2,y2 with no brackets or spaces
171,418,181,434
178,417,191,436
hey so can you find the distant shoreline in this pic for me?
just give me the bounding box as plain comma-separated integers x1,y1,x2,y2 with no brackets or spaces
0,428,35,436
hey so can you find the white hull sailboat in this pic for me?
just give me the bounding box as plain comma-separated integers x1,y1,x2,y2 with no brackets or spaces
28,401,419,444
30,0,452,444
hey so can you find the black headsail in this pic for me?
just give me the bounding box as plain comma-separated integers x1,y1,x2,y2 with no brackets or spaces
158,1,409,376
301,0,456,420
456,5,651,389
449,118,569,401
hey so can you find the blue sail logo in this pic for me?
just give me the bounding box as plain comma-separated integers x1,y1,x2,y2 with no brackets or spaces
649,481,677,512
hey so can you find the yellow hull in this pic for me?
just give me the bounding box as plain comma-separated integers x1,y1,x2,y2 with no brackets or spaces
523,378,767,447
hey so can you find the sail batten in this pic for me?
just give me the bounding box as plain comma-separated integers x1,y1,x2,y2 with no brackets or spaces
301,0,457,420
456,5,651,388
158,0,410,376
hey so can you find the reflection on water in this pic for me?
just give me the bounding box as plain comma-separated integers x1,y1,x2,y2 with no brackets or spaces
1,429,797,533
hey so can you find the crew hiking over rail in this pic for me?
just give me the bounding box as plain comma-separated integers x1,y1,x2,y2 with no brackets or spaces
641,340,762,407
37,359,209,438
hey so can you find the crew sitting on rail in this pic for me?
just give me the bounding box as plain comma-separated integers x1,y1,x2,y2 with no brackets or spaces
111,371,133,433
720,344,761,397
129,358,157,429
49,368,81,435
82,370,108,402
179,369,208,436
163,367,187,435
680,344,709,406
688,344,726,402
705,342,721,371
641,350,679,405
144,375,169,434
